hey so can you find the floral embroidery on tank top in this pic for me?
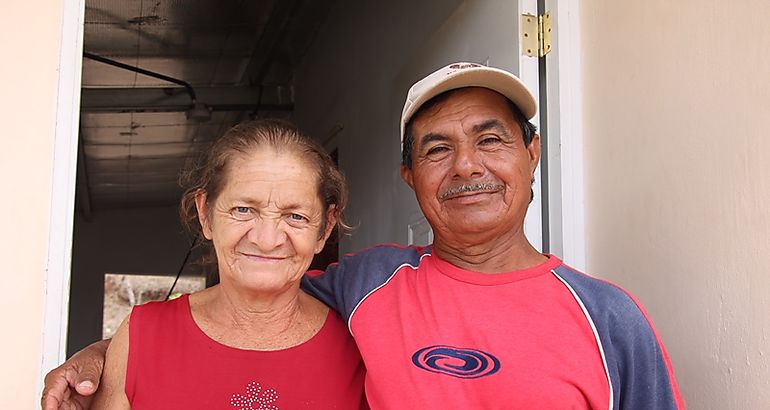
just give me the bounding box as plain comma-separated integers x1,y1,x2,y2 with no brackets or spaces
230,381,279,409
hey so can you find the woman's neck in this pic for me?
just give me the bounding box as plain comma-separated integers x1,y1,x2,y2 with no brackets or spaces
189,283,328,350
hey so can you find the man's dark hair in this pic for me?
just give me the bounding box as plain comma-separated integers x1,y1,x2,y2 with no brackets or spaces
401,88,537,169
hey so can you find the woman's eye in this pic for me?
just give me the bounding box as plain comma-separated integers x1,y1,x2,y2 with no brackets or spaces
231,207,253,220
289,213,308,222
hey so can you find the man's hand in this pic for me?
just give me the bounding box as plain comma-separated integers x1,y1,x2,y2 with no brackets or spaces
41,339,110,410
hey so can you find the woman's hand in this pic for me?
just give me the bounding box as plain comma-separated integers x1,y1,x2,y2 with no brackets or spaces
41,339,110,410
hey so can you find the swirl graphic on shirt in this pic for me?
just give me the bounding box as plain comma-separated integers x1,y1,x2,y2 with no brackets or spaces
230,381,279,409
412,345,501,379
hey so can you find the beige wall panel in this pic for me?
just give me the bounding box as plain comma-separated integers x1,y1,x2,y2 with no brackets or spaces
0,0,66,407
581,1,770,408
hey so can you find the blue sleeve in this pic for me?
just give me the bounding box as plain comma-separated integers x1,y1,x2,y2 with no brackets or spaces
301,245,429,323
554,265,684,410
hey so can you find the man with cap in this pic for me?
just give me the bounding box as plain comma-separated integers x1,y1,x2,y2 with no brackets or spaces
43,63,683,409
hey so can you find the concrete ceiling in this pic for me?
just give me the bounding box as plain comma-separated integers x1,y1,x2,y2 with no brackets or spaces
78,0,335,213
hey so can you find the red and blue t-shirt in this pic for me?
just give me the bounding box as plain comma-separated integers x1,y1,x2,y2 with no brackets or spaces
304,246,684,409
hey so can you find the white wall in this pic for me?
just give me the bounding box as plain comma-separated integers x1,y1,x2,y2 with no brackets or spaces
294,0,526,252
67,207,194,355
581,1,770,408
0,0,67,406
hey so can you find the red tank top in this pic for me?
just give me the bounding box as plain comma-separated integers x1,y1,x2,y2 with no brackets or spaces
126,294,367,409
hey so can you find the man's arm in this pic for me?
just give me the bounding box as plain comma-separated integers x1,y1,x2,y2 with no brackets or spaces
611,298,685,410
553,265,684,409
41,339,110,410
91,318,131,409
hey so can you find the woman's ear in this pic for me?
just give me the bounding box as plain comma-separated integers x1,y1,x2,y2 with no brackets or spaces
315,205,338,254
194,191,213,240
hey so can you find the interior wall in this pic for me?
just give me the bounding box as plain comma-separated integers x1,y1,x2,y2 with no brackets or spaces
581,1,770,408
67,206,192,355
293,0,523,252
0,0,65,406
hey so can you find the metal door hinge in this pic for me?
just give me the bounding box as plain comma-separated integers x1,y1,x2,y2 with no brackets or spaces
521,12,552,57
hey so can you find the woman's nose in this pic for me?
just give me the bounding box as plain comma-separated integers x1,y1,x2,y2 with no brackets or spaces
247,217,286,251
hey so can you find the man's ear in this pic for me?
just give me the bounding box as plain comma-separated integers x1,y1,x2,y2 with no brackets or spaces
400,165,415,190
527,134,542,175
194,191,213,240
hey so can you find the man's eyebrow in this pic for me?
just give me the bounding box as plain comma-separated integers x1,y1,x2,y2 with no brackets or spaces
471,119,509,136
418,132,450,149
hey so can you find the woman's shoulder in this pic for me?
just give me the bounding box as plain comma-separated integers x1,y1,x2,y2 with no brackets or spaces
317,308,351,341
131,293,190,317
128,294,193,335
296,294,354,349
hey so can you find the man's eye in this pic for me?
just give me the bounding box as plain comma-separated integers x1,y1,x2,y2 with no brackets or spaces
479,136,501,145
425,146,450,156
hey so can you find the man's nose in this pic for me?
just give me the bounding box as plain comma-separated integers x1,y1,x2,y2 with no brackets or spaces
247,217,286,250
452,144,485,178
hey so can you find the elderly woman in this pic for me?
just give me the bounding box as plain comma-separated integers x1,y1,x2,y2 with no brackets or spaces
89,119,365,409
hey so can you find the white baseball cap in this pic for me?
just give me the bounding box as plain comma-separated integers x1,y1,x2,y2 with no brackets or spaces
400,62,537,142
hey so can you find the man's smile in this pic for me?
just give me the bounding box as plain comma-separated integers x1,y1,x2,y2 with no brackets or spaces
439,182,504,201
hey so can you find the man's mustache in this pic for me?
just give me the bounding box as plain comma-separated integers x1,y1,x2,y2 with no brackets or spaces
439,182,504,200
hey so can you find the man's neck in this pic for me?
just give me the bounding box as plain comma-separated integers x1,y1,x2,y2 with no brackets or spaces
431,230,547,273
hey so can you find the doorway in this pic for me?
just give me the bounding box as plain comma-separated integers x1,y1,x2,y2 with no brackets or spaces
50,0,574,365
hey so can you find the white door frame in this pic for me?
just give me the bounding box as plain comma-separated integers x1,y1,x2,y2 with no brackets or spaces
39,0,85,388
519,0,544,252
542,0,586,270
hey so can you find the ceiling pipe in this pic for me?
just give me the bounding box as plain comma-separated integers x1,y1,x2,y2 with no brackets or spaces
83,52,197,101
82,52,211,121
